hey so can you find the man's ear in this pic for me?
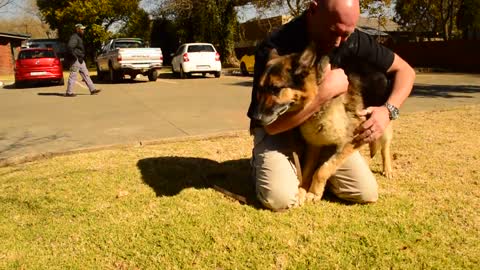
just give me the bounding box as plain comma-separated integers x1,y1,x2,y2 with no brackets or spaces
295,43,316,76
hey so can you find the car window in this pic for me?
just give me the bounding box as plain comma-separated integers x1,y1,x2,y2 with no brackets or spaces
115,41,145,48
175,46,184,55
19,50,55,59
187,45,215,53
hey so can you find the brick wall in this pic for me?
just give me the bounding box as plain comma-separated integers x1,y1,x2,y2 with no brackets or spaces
0,38,14,75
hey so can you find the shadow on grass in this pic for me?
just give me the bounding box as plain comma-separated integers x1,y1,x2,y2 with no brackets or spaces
411,84,480,98
137,156,262,208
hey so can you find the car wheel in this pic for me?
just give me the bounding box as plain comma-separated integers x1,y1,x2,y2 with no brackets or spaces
109,65,121,82
96,65,104,81
240,62,249,76
148,70,158,81
171,66,177,77
180,67,186,79
214,71,221,78
15,81,26,88
109,65,115,82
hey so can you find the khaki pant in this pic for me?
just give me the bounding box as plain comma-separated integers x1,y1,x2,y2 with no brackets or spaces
251,128,378,211
66,60,96,94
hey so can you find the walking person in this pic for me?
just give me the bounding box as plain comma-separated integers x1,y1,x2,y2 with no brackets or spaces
65,23,101,97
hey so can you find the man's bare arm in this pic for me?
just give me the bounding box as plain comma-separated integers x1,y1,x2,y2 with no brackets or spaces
354,53,415,143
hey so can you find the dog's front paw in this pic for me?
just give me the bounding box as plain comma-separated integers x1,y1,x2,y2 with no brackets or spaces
295,187,308,207
383,170,394,180
305,192,322,203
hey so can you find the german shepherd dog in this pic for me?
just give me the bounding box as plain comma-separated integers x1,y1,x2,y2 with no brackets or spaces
251,44,393,205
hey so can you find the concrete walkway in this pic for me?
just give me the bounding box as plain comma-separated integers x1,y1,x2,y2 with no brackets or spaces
0,72,479,166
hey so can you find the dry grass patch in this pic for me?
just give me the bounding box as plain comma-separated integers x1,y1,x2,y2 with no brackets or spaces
0,105,479,269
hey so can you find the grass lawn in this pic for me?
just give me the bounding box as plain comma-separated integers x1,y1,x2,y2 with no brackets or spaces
1,105,479,269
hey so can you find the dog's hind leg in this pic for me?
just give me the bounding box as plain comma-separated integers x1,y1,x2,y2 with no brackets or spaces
380,123,393,179
306,144,357,202
296,145,321,206
368,123,394,179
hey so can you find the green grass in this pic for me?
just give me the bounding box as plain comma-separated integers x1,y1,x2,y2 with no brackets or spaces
1,105,479,269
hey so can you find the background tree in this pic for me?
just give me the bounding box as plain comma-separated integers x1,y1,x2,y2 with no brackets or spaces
394,0,463,41
117,9,152,42
247,0,393,19
36,0,147,62
155,0,250,66
0,16,52,38
456,0,480,39
0,0,12,10
0,0,52,38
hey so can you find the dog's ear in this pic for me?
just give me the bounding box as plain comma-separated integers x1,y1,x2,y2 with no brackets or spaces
316,55,331,80
295,43,316,76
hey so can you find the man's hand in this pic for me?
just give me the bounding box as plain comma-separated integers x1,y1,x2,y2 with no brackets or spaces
354,106,390,144
311,64,349,109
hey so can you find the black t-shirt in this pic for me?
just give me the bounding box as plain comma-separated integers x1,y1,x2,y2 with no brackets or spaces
247,13,395,125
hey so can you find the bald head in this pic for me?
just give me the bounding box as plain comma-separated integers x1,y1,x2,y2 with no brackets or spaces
307,0,360,51
322,0,360,27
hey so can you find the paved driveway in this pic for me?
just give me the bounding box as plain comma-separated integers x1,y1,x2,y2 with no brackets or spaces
0,72,479,163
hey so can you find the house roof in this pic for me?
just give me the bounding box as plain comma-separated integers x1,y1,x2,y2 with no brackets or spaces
357,17,400,32
0,32,31,40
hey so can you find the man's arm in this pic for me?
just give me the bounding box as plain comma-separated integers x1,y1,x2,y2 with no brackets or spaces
264,65,350,135
354,53,415,143
67,34,78,59
385,53,416,109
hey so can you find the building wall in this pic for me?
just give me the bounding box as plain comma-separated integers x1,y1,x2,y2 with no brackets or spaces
0,38,14,75
389,40,480,73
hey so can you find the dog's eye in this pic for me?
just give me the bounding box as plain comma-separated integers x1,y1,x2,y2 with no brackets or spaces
267,86,278,94
264,85,280,94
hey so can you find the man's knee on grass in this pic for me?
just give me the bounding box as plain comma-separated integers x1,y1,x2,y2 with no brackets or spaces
252,151,299,211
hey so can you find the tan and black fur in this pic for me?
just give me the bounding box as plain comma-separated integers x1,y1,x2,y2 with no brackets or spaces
251,44,394,205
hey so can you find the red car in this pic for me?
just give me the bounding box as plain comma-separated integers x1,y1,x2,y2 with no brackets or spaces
15,48,64,88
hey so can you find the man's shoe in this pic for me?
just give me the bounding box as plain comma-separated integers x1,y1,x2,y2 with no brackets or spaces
65,93,76,97
91,89,101,95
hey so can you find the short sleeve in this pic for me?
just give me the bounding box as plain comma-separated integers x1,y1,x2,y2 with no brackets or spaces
354,30,395,72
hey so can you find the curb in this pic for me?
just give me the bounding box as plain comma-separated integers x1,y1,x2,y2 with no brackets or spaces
0,81,14,89
0,130,250,168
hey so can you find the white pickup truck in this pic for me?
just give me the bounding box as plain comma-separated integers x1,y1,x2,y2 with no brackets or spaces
96,38,163,82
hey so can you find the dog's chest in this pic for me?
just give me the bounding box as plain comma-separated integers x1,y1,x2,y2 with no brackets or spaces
300,96,356,147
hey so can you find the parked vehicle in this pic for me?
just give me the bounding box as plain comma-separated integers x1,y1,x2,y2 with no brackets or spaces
96,38,163,82
14,48,64,88
23,39,67,64
171,43,222,78
239,54,254,76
